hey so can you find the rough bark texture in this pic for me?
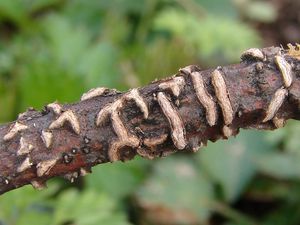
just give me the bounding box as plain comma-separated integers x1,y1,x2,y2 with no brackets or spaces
0,46,300,195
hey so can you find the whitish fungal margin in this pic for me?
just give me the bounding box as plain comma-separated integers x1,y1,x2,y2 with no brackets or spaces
211,69,234,125
36,158,58,177
241,48,265,61
31,180,46,190
17,157,33,173
157,92,186,149
108,110,140,162
17,137,33,156
144,134,168,148
96,89,148,126
179,66,192,74
125,89,149,118
41,130,53,148
275,55,293,88
4,122,28,141
49,110,80,135
263,88,288,122
272,116,286,128
191,71,217,126
222,125,233,138
159,77,186,97
81,87,109,101
46,102,62,115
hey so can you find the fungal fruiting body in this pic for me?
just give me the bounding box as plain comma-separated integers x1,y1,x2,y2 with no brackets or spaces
41,130,53,148
96,89,148,161
143,134,168,148
263,88,288,122
211,69,234,125
17,157,32,173
190,71,217,126
81,87,109,101
222,125,233,138
3,122,28,141
124,89,149,118
36,158,58,177
159,77,186,97
275,55,293,88
46,102,62,115
49,110,80,135
241,48,265,61
17,137,33,156
157,92,186,149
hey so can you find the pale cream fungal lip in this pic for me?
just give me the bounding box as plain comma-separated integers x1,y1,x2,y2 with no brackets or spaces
96,88,148,162
157,92,186,150
41,130,53,148
17,157,33,173
211,69,234,125
46,102,62,115
3,122,28,141
159,76,186,97
263,88,288,123
49,110,80,135
81,87,109,101
36,158,58,177
191,71,217,126
17,137,33,156
241,48,265,61
275,55,293,88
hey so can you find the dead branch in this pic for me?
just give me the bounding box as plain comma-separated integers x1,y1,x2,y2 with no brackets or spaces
0,45,299,195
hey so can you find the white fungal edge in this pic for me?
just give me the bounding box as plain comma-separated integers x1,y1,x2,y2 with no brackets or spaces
179,65,193,74
211,69,234,125
108,110,140,162
143,133,168,148
222,125,233,138
17,137,33,156
41,130,53,148
275,55,293,88
263,88,288,122
159,76,186,97
125,89,149,118
80,168,90,177
31,180,46,190
190,71,217,126
47,102,62,115
96,89,149,161
81,87,109,101
36,158,58,177
272,116,286,128
96,88,149,126
241,48,265,61
3,122,28,141
49,110,80,135
17,157,33,173
157,92,186,149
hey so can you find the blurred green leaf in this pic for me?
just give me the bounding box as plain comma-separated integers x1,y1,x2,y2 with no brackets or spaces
255,153,300,179
86,158,148,200
135,156,214,223
52,189,131,225
154,9,261,65
0,180,59,225
198,130,272,202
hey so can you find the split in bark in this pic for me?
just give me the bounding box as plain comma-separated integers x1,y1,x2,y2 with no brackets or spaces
0,45,300,195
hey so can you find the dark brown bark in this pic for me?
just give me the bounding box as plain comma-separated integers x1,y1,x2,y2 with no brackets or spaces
0,46,299,195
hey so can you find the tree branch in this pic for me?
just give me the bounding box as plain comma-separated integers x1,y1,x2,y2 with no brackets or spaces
0,46,299,195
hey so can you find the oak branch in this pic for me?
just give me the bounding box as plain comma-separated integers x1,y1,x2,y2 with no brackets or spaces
0,46,300,195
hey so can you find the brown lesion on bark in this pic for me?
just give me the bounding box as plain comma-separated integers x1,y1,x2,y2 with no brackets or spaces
0,45,299,195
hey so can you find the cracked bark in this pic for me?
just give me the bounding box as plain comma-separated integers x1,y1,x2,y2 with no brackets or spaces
0,46,300,195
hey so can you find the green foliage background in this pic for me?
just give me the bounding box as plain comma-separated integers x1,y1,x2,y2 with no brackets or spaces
0,0,299,224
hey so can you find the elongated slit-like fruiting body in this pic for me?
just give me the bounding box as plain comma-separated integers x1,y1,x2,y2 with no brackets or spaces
157,92,186,149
